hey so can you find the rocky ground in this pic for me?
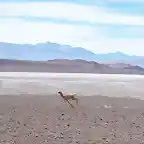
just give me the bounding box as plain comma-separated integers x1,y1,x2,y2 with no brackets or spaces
1,95,144,144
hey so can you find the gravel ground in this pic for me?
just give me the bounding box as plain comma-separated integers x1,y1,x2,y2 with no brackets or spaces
1,95,144,144
1,73,144,143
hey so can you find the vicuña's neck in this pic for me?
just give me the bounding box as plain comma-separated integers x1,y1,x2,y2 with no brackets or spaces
60,92,63,96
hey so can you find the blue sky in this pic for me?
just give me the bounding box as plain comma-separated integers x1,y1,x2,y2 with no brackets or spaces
0,0,144,55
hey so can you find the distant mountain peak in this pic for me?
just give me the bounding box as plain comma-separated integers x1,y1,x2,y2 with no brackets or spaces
106,51,128,56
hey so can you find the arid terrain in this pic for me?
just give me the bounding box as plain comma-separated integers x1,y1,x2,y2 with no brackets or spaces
0,59,144,75
1,73,144,144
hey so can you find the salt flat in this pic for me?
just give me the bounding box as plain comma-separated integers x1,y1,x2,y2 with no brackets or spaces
0,72,144,99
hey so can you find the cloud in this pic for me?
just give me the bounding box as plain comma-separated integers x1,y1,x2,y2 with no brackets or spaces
0,2,101,23
0,1,144,56
0,17,144,56
107,0,144,3
0,18,104,48
103,25,144,38
0,2,144,26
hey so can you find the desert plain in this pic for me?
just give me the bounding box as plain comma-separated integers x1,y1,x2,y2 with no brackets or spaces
1,73,144,144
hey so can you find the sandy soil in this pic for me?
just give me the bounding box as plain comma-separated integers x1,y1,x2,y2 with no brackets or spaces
1,73,144,144
1,95,144,144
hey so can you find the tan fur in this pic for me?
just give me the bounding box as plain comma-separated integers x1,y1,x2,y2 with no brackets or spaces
58,91,79,105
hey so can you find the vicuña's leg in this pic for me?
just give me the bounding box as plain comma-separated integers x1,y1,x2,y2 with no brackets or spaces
64,97,75,108
72,97,79,105
76,98,79,105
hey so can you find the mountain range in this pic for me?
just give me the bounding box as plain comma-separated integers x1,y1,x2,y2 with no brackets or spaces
0,41,144,67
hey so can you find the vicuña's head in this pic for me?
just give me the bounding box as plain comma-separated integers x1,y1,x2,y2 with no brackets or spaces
58,91,62,95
